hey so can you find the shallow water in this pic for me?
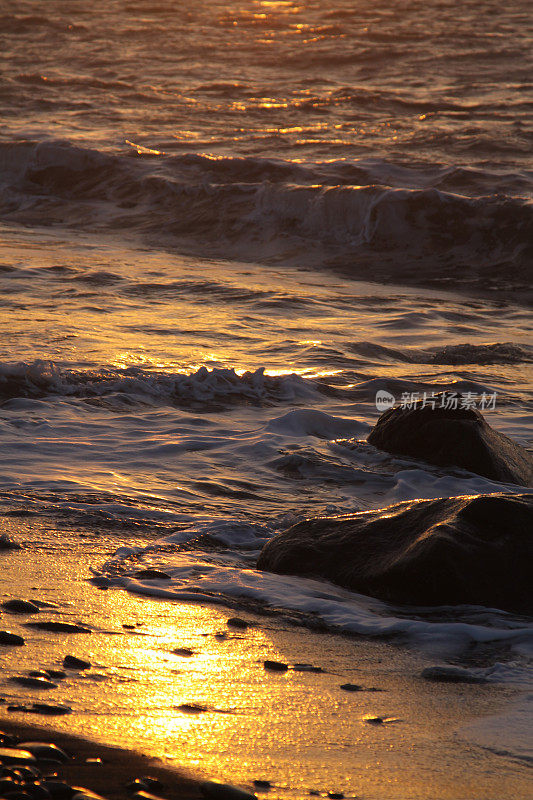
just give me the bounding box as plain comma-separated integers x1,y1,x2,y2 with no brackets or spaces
0,0,532,783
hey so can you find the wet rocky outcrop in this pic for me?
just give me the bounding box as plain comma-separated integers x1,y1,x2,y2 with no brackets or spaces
257,493,533,613
367,396,532,487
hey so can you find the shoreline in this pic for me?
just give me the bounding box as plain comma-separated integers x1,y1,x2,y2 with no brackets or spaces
0,514,531,799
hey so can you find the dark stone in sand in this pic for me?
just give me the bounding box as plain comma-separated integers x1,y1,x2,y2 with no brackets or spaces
0,631,25,646
328,793,344,799
173,648,194,657
9,677,58,690
0,748,37,764
126,778,163,794
0,534,21,550
252,781,270,789
29,672,52,679
176,703,207,714
263,660,288,672
63,656,91,670
19,745,68,763
421,666,488,684
29,704,72,716
367,395,532,486
25,622,91,634
46,671,67,680
339,683,363,692
257,493,533,613
134,570,171,581
2,600,40,614
201,781,257,800
42,782,76,800
365,717,385,725
226,618,249,630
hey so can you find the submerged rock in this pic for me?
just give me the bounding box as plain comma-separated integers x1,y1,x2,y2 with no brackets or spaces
367,395,532,486
421,666,488,684
257,493,533,613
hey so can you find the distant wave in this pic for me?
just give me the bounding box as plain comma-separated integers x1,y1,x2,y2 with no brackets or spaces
1,139,532,294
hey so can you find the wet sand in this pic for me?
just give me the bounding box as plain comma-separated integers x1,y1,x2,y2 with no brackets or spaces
0,514,530,800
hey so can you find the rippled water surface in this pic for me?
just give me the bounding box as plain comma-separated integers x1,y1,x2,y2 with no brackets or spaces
0,0,532,765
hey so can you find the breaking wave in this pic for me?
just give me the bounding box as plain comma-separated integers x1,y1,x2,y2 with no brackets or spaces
1,140,531,292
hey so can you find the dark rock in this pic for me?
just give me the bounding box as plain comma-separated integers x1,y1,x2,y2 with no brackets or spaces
367,395,532,486
29,704,72,716
172,648,194,657
0,534,21,550
29,672,52,679
24,783,52,800
176,703,207,714
2,600,40,614
45,671,67,681
339,684,363,692
25,622,91,634
263,660,288,672
252,781,270,790
200,781,257,800
0,749,37,764
365,717,385,725
0,778,21,794
257,493,533,613
18,745,68,763
133,570,171,580
421,666,488,684
126,778,163,794
42,781,76,800
63,656,91,670
327,793,344,799
0,631,25,646
226,618,249,630
9,677,58,690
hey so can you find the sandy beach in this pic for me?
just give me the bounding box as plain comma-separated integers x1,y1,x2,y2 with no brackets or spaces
1,514,531,800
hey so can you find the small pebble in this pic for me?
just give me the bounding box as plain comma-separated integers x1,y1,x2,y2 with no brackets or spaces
25,622,91,634
19,743,68,763
253,780,270,789
2,600,40,614
176,703,207,714
263,660,288,672
0,631,25,646
0,748,37,764
29,704,72,716
9,676,58,690
173,648,194,657
226,618,249,630
63,656,91,670
46,671,67,681
339,684,363,692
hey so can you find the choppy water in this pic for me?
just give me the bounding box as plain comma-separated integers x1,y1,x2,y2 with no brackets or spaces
0,0,532,711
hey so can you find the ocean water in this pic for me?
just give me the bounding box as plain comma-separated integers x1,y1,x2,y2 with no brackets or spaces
1,0,532,744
